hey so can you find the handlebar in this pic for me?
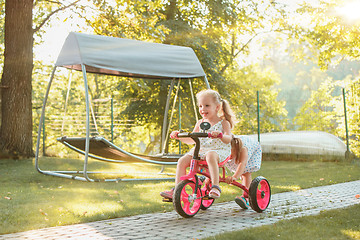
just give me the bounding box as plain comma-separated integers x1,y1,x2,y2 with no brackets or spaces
176,132,223,139
173,131,223,160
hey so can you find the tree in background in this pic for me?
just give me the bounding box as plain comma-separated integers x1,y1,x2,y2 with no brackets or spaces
260,36,360,124
89,0,288,88
293,78,339,133
0,0,34,157
225,65,287,135
83,0,288,136
289,1,360,69
0,0,5,123
0,0,80,158
2,0,359,157
335,75,359,157
284,0,360,156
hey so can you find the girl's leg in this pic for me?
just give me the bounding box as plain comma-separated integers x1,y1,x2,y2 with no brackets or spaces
242,172,251,189
160,154,192,199
235,172,252,208
175,154,192,185
205,151,220,186
242,172,251,198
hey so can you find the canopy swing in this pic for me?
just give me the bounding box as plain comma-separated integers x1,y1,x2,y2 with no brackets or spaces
35,32,210,182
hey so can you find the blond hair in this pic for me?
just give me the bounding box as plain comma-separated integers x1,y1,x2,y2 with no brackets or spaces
231,136,243,164
196,89,236,128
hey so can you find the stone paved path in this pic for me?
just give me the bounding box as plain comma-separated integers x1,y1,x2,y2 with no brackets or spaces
1,180,359,240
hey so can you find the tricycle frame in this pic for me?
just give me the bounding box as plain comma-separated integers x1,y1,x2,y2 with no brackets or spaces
170,130,271,218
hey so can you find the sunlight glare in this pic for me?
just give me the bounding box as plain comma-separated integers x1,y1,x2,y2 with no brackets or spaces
273,185,301,191
66,201,123,217
336,0,360,21
341,229,360,238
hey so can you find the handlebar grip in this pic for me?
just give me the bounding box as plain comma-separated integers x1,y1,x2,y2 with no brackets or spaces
208,132,223,139
177,132,191,138
170,132,178,139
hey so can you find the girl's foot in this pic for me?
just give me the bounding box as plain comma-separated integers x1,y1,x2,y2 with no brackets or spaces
160,188,174,199
243,191,249,199
203,177,210,187
209,185,221,199
235,196,249,209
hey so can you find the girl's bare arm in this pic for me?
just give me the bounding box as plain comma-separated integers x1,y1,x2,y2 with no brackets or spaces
220,120,232,144
225,148,248,184
232,148,248,179
170,120,201,145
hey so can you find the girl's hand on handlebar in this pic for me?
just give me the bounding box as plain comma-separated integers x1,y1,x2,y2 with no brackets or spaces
225,176,237,184
209,131,223,139
170,131,180,139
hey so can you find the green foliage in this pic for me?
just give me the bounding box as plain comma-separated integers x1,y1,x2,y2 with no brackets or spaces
263,37,360,126
335,75,360,157
27,0,360,159
76,0,289,150
294,74,360,157
293,78,339,133
87,0,288,107
224,65,288,135
288,1,360,69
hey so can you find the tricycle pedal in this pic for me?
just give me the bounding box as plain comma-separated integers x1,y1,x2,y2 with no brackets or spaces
162,197,172,202
202,195,213,200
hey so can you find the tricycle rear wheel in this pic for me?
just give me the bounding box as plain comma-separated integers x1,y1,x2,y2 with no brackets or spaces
249,176,271,213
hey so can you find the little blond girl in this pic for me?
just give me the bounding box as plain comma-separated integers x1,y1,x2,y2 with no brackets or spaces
160,89,235,199
225,135,262,209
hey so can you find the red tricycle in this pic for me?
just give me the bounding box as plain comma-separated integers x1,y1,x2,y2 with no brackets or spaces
163,122,271,218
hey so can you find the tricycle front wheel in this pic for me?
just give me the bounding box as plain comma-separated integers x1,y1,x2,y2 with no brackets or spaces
173,180,202,218
249,176,271,213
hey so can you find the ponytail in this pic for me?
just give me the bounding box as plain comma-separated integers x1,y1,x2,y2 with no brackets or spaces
231,136,243,164
220,99,236,129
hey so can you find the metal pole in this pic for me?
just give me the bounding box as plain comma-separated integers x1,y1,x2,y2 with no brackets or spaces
179,96,182,154
189,79,199,122
342,88,350,158
204,75,210,89
257,90,260,143
42,112,45,156
111,98,114,142
81,64,93,181
161,80,175,153
89,91,98,134
61,70,73,134
163,79,181,153
35,66,57,171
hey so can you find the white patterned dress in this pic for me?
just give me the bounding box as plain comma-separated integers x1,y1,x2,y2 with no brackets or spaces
186,120,231,163
225,135,262,173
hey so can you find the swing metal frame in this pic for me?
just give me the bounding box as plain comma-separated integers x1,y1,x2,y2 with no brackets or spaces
35,32,210,182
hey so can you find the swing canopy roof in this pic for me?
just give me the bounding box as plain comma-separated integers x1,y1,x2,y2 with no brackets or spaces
55,32,206,79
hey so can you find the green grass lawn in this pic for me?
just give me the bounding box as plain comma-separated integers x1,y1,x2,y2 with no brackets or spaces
0,157,359,235
205,204,360,240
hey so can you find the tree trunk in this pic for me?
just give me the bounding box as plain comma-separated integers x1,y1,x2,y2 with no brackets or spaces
0,0,34,157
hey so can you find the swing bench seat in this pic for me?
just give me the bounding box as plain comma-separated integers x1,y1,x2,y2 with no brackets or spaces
35,136,182,182
57,136,181,165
